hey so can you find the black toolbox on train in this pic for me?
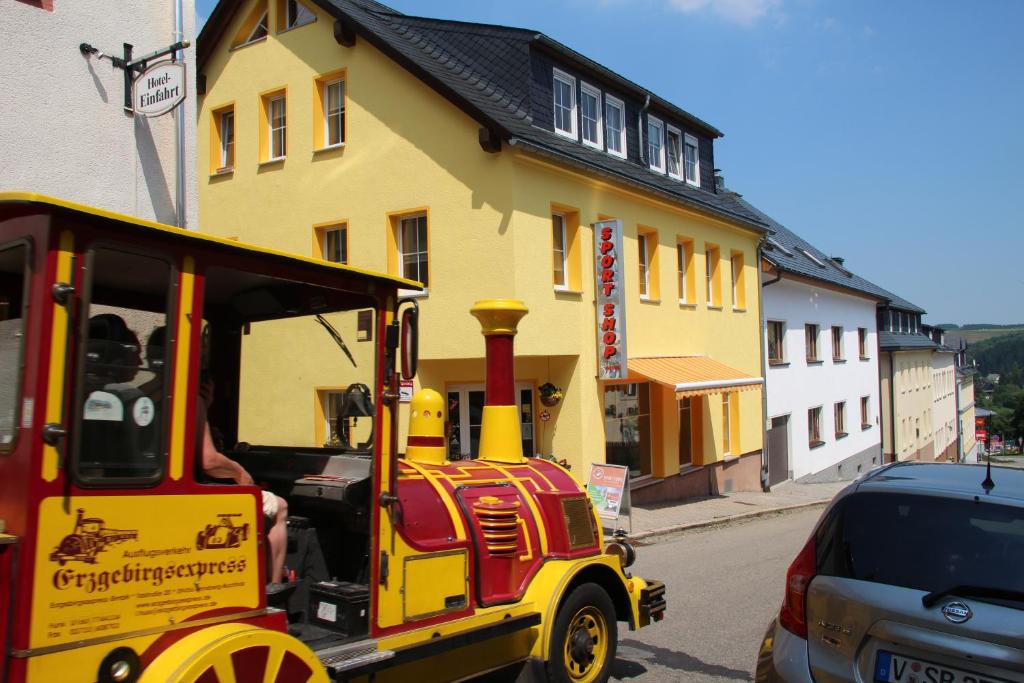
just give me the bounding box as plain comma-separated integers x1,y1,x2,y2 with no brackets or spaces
308,581,370,637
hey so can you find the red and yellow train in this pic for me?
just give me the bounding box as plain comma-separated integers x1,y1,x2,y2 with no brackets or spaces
0,193,664,683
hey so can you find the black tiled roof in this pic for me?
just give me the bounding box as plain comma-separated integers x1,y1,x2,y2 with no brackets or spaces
878,331,938,351
292,1,769,232
731,194,927,314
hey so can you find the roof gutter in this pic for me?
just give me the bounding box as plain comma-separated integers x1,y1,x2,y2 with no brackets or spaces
507,137,768,235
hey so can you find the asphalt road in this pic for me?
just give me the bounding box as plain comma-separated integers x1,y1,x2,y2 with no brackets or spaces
610,507,824,682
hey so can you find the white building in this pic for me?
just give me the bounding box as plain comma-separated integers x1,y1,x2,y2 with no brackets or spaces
736,198,887,485
3,0,197,227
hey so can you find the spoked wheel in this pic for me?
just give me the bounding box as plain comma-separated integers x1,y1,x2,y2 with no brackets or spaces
140,623,329,683
547,583,617,683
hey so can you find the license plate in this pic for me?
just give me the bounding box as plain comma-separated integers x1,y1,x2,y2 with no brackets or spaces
875,650,1016,683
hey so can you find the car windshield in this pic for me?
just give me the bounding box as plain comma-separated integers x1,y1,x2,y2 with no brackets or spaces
818,491,1024,608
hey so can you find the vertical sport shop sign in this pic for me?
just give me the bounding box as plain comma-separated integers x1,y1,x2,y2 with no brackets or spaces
594,219,627,379
132,61,186,117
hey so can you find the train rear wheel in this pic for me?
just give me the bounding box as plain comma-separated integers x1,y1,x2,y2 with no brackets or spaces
546,583,617,683
139,623,328,683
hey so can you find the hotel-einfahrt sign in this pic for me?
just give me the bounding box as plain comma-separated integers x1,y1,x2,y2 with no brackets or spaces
132,61,186,117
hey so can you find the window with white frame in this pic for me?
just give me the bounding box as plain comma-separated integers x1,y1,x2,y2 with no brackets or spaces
683,133,699,186
730,253,741,307
325,79,345,147
604,95,626,158
245,12,268,44
677,242,688,303
638,233,650,299
322,225,347,264
269,95,286,160
552,69,577,138
580,83,602,149
284,0,315,29
552,212,568,289
666,126,683,179
647,116,665,172
398,214,428,287
219,110,234,170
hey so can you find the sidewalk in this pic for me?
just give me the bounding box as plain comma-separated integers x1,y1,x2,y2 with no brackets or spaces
623,479,850,541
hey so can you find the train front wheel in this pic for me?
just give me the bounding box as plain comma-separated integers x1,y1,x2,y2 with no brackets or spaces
546,583,617,683
139,623,328,683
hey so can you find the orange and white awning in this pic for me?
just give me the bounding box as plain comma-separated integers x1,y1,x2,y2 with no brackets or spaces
627,356,764,399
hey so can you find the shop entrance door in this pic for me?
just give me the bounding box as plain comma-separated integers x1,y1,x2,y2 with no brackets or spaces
766,415,790,487
447,383,534,460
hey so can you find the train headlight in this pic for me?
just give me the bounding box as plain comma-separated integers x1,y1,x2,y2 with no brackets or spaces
98,647,140,683
605,540,635,569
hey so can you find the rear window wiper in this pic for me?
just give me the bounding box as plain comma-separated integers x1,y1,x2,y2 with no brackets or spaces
923,584,1024,608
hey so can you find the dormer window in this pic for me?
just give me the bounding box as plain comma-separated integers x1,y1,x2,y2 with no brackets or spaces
683,134,700,186
553,69,577,139
604,95,626,158
666,126,683,180
647,116,665,172
580,82,602,149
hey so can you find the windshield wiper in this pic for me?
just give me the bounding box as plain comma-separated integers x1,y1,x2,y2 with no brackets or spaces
923,584,1024,608
315,314,356,368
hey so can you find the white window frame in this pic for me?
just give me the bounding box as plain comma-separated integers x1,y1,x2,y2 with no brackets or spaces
552,69,577,139
268,95,286,161
677,243,687,303
552,212,568,290
322,225,347,264
666,125,683,180
683,133,700,186
219,110,234,170
730,253,740,307
324,79,345,148
705,247,715,306
604,94,626,159
638,233,650,300
243,12,269,45
398,213,429,294
722,393,732,455
647,116,665,173
285,0,316,29
580,82,603,150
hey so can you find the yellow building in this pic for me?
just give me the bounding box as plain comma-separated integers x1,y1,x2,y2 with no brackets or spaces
878,304,938,461
196,0,768,502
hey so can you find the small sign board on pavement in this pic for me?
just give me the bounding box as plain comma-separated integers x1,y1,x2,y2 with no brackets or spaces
586,463,630,531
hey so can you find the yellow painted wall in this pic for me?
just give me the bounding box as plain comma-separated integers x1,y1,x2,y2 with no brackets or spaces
890,349,935,460
198,0,764,476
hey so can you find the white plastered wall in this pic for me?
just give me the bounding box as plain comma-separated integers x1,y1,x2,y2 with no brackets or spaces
2,1,197,228
763,277,882,480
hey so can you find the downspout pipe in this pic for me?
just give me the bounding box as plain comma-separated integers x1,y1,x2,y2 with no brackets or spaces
758,252,782,491
173,0,187,228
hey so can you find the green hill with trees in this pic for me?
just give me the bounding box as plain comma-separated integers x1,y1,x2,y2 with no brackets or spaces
969,332,1024,445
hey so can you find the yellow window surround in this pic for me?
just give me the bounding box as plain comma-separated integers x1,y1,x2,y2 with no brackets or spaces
313,69,346,151
208,102,235,175
258,87,287,162
637,225,660,301
313,220,348,262
386,208,431,292
730,249,745,309
676,237,695,305
551,204,582,291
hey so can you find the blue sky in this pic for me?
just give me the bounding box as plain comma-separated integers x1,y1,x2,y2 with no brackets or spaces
197,0,1024,325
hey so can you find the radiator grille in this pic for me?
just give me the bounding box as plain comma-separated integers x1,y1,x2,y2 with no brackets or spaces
473,497,522,558
561,496,598,550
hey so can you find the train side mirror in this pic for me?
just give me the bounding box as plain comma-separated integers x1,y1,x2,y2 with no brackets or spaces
400,305,418,380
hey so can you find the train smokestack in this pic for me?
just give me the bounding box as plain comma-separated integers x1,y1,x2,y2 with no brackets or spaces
470,299,528,463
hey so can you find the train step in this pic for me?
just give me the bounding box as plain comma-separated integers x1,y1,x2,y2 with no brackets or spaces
317,640,394,679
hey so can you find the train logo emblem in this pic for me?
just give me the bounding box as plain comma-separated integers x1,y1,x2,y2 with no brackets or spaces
195,513,250,550
49,508,138,565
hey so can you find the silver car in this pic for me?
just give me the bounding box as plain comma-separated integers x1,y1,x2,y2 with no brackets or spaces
756,462,1024,683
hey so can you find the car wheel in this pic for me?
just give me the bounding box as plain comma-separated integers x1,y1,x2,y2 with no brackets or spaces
546,583,617,683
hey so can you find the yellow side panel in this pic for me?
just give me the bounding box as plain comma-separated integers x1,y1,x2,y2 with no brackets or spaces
42,230,74,482
26,631,161,683
402,550,468,621
31,495,260,649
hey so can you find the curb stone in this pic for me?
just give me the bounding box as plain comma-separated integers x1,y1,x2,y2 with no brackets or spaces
628,499,831,542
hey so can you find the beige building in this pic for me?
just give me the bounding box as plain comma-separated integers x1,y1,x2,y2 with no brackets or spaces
878,303,938,462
